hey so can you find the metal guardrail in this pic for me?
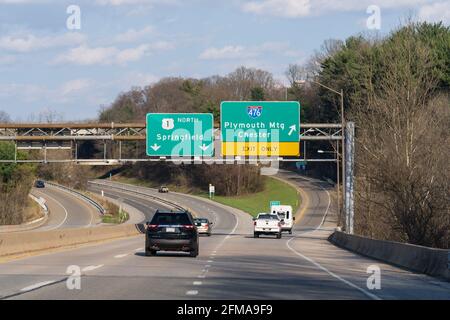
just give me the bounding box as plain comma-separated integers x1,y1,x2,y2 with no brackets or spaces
88,180,185,212
45,181,106,215
29,194,48,213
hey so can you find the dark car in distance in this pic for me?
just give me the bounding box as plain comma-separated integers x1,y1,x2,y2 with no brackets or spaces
145,210,199,257
35,180,45,188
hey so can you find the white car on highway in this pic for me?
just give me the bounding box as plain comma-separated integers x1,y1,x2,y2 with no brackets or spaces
271,205,295,234
253,213,282,239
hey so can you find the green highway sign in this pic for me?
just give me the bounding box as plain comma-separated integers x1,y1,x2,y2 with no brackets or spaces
270,201,281,207
220,101,300,156
146,113,214,157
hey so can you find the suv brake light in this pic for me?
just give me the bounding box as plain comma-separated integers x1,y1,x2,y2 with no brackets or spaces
147,224,158,230
182,225,195,229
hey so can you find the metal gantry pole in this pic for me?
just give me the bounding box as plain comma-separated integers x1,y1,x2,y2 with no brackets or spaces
336,140,341,223
340,89,346,228
345,122,355,234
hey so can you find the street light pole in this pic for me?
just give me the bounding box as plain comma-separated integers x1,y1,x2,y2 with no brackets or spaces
299,79,346,225
318,148,340,220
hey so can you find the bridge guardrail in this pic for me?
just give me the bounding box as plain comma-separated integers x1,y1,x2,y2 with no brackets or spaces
45,181,106,215
329,231,450,281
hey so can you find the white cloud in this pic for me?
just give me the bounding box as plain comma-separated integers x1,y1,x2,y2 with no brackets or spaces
95,0,179,6
54,41,174,66
55,45,118,65
115,44,149,64
0,32,85,53
114,26,154,43
0,83,49,102
241,0,432,18
60,79,93,96
200,42,302,60
120,72,159,88
0,0,49,3
0,55,16,64
419,1,450,24
200,45,256,60
242,0,310,17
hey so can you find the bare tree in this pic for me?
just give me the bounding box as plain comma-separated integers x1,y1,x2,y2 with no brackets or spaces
352,28,450,248
0,111,10,123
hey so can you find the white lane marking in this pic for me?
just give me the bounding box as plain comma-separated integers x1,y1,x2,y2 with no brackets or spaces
38,192,69,230
197,275,206,279
286,238,381,300
186,290,198,296
114,254,129,258
193,281,202,286
205,265,211,268
21,280,58,292
285,178,381,300
207,260,214,263
82,265,104,272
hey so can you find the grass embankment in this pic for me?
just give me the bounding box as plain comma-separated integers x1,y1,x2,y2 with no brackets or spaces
86,192,129,224
204,177,300,217
23,198,44,223
110,174,300,218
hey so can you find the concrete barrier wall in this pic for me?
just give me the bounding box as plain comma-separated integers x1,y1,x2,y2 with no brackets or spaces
0,224,141,257
329,231,450,281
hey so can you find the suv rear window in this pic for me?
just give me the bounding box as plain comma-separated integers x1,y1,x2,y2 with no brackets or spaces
151,212,191,225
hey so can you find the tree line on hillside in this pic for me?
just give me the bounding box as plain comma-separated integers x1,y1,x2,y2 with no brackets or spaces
292,22,449,248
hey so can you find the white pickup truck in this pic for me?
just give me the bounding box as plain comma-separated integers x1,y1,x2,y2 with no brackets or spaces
253,213,282,239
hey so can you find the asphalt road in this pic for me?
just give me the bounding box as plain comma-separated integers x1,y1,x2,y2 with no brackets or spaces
0,171,449,300
31,185,99,231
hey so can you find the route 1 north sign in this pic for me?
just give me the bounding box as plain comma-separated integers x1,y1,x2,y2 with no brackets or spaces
220,101,300,156
146,113,214,157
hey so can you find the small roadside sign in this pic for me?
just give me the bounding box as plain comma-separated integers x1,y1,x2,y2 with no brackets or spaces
270,201,281,208
209,184,215,199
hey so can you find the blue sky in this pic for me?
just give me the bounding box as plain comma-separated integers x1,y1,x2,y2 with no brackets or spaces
0,0,448,121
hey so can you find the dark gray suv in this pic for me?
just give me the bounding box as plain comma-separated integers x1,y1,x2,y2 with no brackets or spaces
145,210,199,257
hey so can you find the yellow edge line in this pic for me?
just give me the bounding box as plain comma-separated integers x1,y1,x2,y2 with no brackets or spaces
295,185,310,225
271,175,309,225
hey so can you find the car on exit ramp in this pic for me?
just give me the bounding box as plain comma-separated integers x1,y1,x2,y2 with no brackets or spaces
34,180,45,188
145,210,199,257
253,213,282,239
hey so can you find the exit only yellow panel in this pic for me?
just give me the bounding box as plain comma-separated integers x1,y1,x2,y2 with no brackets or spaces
221,142,300,156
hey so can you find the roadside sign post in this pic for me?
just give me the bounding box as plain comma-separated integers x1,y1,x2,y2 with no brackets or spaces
209,184,215,199
220,101,300,157
146,113,214,157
